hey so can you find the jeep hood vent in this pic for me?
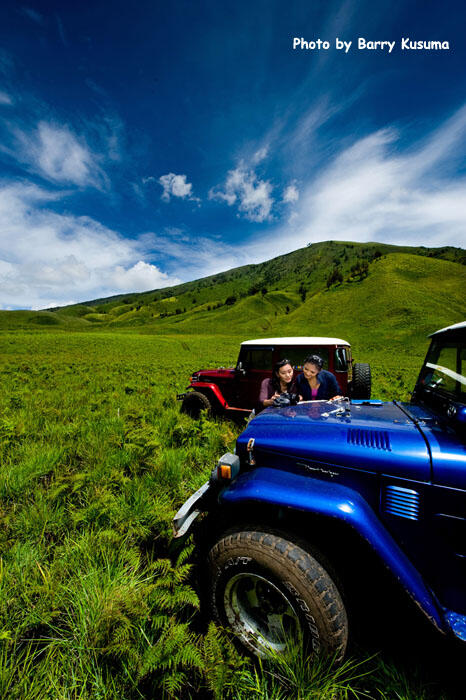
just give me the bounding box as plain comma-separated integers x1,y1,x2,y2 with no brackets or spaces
347,428,391,451
383,485,420,520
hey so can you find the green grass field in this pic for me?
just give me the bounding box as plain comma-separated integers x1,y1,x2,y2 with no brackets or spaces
0,329,462,699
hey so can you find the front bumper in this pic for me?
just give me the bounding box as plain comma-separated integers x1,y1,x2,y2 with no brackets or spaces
172,481,210,538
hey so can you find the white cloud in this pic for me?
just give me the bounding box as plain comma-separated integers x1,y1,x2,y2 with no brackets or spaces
283,183,299,203
243,106,466,258
109,260,176,292
21,7,45,25
158,172,197,202
13,121,106,188
287,101,331,152
140,229,249,282
252,146,268,164
0,90,12,105
56,15,67,46
209,162,274,222
0,182,180,309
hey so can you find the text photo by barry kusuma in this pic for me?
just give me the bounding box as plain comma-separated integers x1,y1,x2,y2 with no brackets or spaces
292,36,451,52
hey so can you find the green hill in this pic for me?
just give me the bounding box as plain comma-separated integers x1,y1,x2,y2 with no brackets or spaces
275,253,466,355
138,252,464,352
0,241,464,349
0,309,91,331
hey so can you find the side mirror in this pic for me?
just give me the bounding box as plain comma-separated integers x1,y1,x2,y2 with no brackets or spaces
236,361,246,375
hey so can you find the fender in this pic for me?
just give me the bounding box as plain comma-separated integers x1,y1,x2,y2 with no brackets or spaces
186,382,228,409
220,466,448,634
186,383,249,413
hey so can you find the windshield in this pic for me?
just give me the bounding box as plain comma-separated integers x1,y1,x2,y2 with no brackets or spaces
420,341,466,399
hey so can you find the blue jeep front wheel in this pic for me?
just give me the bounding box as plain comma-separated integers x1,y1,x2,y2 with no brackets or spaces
208,530,348,661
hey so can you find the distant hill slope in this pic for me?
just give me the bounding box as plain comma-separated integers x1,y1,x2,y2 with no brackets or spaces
139,253,465,352
0,241,464,349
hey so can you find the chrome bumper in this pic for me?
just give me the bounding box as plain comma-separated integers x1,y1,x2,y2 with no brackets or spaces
172,481,210,538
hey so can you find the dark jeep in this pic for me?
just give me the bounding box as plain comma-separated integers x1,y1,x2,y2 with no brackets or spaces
178,336,371,419
173,322,466,659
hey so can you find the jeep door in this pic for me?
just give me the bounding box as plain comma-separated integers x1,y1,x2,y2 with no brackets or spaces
235,346,273,410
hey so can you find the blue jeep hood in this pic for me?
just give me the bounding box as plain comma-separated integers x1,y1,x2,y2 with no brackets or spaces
239,400,431,482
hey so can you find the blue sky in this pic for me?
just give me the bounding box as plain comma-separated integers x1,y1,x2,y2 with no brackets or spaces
0,0,465,309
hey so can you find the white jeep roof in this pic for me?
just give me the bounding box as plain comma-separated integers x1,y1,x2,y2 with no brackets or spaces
429,321,466,336
241,337,350,346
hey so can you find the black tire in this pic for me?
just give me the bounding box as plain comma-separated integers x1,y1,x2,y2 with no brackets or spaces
180,391,212,418
207,530,348,660
351,363,371,399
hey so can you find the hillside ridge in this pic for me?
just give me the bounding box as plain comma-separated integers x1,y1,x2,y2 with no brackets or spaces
0,241,464,348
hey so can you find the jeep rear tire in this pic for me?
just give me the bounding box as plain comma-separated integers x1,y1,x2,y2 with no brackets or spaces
208,530,348,660
180,391,212,418
351,363,371,399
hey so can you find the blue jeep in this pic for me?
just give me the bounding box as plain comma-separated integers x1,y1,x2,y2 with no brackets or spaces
173,322,466,659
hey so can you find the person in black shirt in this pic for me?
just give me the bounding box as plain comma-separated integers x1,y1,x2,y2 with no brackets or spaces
295,354,342,401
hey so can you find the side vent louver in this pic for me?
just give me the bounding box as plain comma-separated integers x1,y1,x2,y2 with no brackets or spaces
347,429,391,451
383,485,420,520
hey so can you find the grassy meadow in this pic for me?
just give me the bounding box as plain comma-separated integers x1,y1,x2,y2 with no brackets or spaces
0,241,464,698
0,328,463,699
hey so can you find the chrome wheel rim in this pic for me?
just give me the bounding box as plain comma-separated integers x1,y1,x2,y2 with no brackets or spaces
224,573,301,655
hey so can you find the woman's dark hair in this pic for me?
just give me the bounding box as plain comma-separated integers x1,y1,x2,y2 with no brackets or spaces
271,358,293,392
303,354,324,369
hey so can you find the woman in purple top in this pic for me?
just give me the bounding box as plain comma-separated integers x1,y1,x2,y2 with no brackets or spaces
259,358,294,409
295,354,342,401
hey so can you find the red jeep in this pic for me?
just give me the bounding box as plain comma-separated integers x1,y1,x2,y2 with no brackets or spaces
178,337,371,419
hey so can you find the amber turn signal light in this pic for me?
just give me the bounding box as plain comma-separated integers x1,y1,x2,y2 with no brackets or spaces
210,452,240,484
218,464,232,480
